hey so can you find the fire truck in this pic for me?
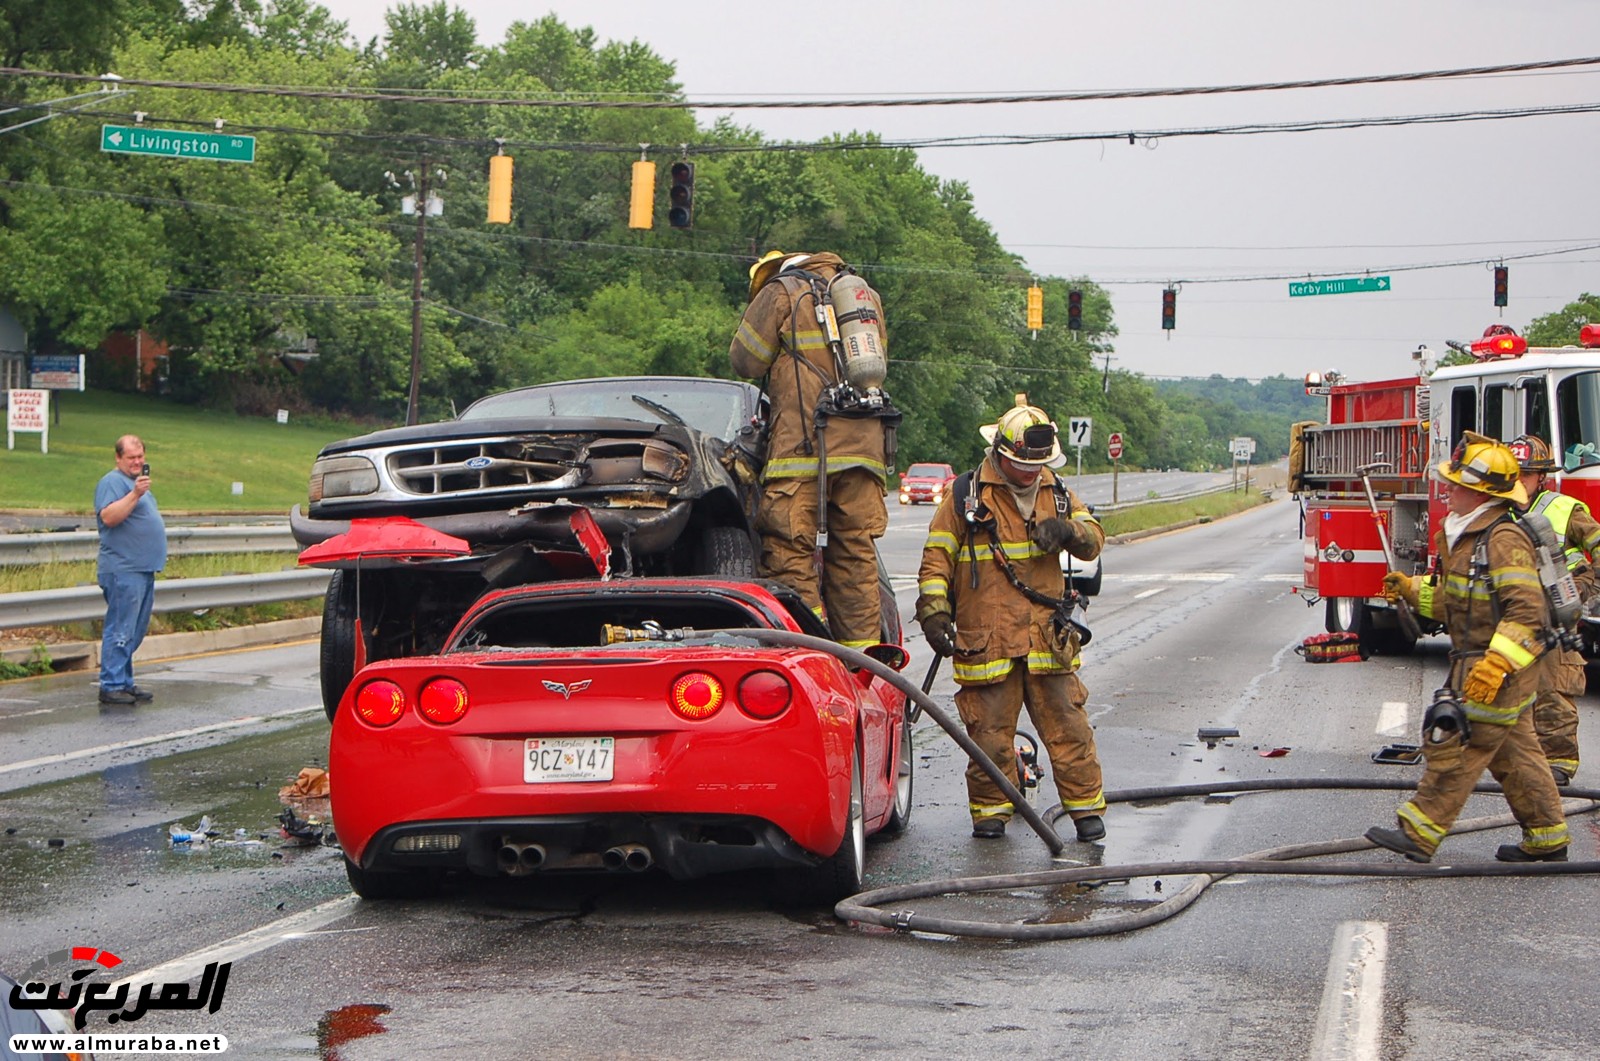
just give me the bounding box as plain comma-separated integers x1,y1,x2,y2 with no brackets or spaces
1293,323,1600,655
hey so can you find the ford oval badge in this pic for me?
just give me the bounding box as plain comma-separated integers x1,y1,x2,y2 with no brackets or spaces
464,456,493,469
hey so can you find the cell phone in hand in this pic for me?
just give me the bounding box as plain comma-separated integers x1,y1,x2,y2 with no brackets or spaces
141,463,151,476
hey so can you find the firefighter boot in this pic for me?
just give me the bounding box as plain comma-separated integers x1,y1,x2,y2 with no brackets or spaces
972,817,1006,839
1073,815,1106,842
1495,843,1569,863
1365,826,1432,863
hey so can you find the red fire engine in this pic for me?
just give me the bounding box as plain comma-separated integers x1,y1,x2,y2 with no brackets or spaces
1293,322,1600,655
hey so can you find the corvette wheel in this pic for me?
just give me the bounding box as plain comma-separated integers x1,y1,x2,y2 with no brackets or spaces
777,744,866,906
344,856,441,901
882,717,914,835
320,570,359,722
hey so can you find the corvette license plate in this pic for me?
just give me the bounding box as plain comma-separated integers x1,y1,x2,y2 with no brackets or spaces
524,737,614,783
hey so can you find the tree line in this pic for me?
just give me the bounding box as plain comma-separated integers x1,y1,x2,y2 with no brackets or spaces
10,2,1586,473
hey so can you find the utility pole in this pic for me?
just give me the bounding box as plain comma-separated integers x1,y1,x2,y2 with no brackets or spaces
399,163,443,426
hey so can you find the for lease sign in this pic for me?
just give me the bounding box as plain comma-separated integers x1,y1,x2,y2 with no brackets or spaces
7,387,49,452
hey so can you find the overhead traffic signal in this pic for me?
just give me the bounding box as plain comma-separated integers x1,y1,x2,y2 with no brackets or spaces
486,153,513,225
1493,265,1509,308
1067,289,1083,331
1026,285,1043,330
628,159,656,229
668,161,694,229
1161,287,1176,331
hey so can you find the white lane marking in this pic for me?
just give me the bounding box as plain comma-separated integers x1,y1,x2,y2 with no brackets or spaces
1120,572,1232,583
1257,573,1304,582
0,703,323,775
1309,920,1389,1061
108,895,360,995
1375,701,1410,737
1134,587,1168,600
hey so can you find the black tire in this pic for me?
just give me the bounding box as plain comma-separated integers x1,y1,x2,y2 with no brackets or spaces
882,717,914,835
344,856,441,900
776,745,866,906
320,570,360,722
695,525,757,578
1324,597,1365,636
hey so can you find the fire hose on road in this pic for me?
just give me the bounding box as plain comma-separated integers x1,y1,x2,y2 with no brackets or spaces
707,628,1600,942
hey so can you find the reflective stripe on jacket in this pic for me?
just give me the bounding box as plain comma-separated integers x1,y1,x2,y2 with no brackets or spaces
915,457,1103,685
1432,503,1551,725
728,252,889,484
1528,488,1600,597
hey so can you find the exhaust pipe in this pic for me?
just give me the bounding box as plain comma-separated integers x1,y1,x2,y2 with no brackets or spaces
497,841,547,875
602,843,653,872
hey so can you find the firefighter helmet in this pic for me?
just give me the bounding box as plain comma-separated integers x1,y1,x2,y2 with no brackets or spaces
1509,434,1557,472
980,394,1065,467
1435,430,1528,505
747,250,810,301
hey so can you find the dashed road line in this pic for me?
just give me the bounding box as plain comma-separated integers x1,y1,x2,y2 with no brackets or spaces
1309,920,1389,1061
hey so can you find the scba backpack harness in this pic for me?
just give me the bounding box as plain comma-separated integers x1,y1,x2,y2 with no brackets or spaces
949,469,1092,647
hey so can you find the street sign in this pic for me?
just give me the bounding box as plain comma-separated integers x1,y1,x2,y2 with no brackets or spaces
1288,276,1390,297
1231,436,1256,461
101,124,256,164
1067,417,1091,449
1107,432,1123,460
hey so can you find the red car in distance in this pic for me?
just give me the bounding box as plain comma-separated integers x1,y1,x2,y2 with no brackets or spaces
898,462,957,505
330,576,914,905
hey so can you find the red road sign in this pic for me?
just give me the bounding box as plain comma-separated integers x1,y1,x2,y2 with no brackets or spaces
1108,432,1123,460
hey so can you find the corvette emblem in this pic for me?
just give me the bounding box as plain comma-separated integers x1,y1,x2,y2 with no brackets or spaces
542,679,592,699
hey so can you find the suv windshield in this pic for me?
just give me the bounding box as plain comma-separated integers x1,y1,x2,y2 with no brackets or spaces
461,378,750,440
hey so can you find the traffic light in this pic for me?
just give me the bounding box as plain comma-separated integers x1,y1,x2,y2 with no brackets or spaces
1493,265,1509,308
1161,287,1176,330
628,159,655,230
1026,285,1043,330
668,161,694,228
486,153,513,225
1067,289,1083,331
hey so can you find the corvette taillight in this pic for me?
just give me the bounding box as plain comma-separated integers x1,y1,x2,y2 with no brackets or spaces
355,679,405,727
670,671,724,720
419,678,469,724
736,670,792,719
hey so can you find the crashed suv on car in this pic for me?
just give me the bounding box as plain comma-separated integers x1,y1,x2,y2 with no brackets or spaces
292,376,767,717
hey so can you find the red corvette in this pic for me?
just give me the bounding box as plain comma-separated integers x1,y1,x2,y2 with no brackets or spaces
330,576,914,904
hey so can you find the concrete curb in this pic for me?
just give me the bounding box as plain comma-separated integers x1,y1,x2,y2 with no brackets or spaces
2,616,321,672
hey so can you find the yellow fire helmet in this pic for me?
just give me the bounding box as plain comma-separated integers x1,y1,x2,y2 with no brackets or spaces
1436,430,1528,505
1509,433,1557,473
979,394,1065,468
746,251,811,301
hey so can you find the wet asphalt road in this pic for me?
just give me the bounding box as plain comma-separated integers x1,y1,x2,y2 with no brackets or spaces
2,497,1598,1059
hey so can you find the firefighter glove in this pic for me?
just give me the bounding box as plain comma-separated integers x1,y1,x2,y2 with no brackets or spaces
1382,571,1418,607
1031,517,1077,553
1463,650,1514,705
921,613,956,658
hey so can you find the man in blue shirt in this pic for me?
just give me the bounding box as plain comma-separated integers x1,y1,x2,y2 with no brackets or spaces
95,435,167,704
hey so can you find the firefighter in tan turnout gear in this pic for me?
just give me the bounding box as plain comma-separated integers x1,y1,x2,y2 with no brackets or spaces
1370,431,1570,863
730,251,896,650
1510,433,1598,786
914,398,1108,840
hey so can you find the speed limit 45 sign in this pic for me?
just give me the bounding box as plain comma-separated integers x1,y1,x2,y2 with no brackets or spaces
1108,432,1123,460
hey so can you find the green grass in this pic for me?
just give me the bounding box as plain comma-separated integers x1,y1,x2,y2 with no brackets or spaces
0,389,369,513
0,551,303,594
1099,488,1269,537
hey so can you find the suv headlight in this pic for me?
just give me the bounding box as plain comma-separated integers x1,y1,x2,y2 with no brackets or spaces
309,455,379,502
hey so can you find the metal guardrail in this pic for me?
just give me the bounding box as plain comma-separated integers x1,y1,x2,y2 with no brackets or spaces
0,525,298,566
0,569,331,630
1095,481,1243,514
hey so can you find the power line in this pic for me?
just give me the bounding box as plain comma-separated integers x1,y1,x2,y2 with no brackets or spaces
7,54,1600,107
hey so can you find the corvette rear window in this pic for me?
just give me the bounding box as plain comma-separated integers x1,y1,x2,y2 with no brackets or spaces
452,596,763,652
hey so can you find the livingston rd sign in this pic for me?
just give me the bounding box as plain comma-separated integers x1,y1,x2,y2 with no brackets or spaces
1288,276,1391,297
101,125,256,164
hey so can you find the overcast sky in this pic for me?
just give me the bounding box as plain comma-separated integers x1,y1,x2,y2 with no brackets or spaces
316,0,1600,385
